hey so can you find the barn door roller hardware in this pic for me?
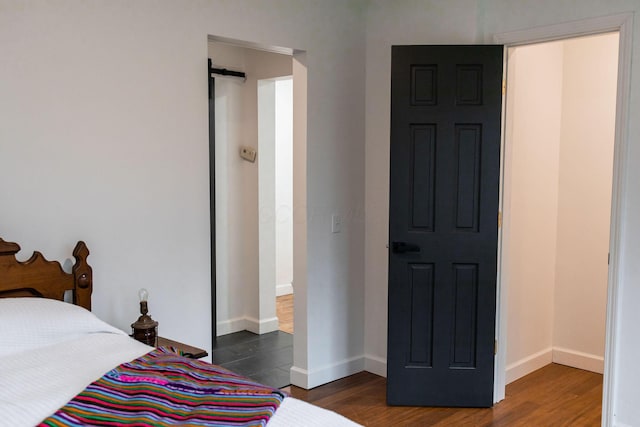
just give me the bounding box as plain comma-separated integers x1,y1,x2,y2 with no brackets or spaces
208,59,246,80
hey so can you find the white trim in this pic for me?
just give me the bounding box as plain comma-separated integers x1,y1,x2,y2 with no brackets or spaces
276,283,294,296
290,365,310,389
245,316,279,335
492,13,633,427
603,13,633,425
207,35,295,56
505,347,604,385
291,52,308,391
506,348,553,384
290,356,365,390
493,13,632,46
553,347,604,374
493,45,510,404
216,316,247,336
216,315,279,335
364,354,387,377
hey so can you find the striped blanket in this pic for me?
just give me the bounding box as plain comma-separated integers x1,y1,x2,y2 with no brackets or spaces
39,347,286,426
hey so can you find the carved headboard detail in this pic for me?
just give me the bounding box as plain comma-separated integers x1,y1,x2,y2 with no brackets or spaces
0,237,92,310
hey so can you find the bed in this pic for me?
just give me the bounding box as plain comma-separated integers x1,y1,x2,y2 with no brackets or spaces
0,237,361,427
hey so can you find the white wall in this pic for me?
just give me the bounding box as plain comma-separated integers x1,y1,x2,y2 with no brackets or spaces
0,0,366,389
211,42,247,335
275,78,294,296
553,33,618,370
364,1,640,424
503,41,564,383
257,79,279,334
363,0,480,377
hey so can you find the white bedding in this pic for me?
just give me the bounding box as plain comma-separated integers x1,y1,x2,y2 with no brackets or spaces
0,300,361,427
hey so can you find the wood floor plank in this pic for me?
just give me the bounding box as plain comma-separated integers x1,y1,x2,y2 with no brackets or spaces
277,294,293,334
282,364,602,426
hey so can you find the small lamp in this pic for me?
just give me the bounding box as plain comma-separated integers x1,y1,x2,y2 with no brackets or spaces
131,288,158,346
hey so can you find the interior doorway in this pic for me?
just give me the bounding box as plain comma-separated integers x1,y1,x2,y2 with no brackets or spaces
498,31,619,414
208,39,292,337
208,36,305,389
493,19,633,424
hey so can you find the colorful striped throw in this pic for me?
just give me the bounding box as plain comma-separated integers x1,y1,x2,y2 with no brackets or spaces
39,347,286,426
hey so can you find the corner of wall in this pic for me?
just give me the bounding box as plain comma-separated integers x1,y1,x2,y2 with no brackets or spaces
291,356,365,390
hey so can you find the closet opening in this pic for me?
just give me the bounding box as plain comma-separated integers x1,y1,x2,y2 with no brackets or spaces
498,31,619,419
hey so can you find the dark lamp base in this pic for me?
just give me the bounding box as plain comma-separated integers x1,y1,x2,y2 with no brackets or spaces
132,327,157,346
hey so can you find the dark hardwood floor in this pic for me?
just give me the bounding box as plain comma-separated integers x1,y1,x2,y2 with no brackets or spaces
215,300,601,425
283,363,603,426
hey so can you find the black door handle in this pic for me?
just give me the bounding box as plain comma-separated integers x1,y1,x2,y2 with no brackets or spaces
392,242,421,254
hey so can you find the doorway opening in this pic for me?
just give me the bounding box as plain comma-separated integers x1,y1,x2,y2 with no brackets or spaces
497,30,620,417
208,36,306,389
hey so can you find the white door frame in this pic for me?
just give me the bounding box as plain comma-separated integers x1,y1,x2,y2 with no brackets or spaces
492,13,633,427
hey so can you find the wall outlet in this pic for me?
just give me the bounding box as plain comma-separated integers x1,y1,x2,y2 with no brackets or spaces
240,146,257,162
332,214,342,233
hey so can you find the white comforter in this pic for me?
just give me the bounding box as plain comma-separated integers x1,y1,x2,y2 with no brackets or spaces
0,332,361,427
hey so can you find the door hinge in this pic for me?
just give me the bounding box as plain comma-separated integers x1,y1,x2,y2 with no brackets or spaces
498,211,502,228
608,252,610,265
494,340,498,355
502,79,506,95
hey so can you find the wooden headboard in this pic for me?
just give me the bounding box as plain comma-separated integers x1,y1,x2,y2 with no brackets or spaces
0,237,93,310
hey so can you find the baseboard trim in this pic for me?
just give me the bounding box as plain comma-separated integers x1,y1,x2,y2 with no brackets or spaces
216,317,247,336
276,283,293,296
552,347,604,374
217,316,279,336
506,347,553,384
245,316,279,335
290,366,310,389
364,354,387,377
505,346,604,383
290,356,365,389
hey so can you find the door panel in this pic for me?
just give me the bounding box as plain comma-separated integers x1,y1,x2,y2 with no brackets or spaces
408,263,435,367
387,45,503,407
455,125,482,231
410,125,436,231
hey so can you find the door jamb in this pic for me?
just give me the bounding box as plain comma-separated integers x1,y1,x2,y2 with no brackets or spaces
492,13,633,427
208,60,217,345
